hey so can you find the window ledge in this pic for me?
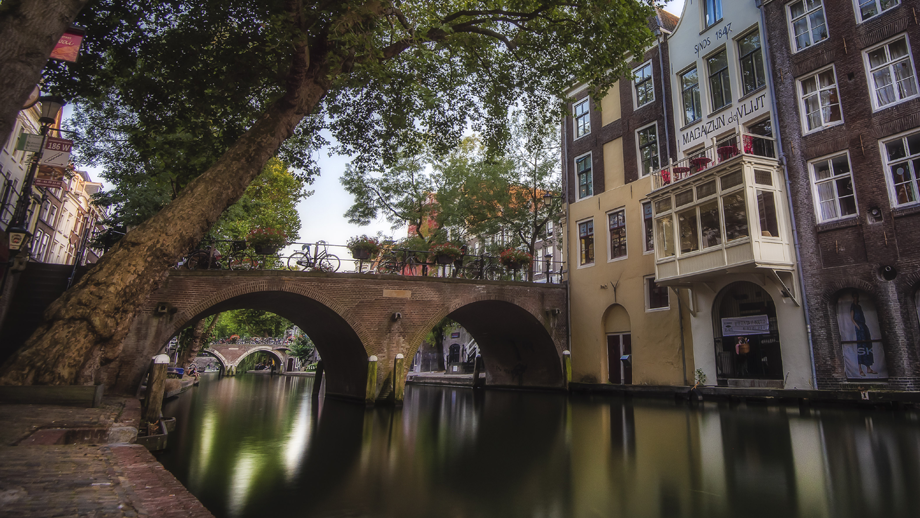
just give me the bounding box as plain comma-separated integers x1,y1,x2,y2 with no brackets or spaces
646,306,670,313
802,120,845,137
891,204,920,218
709,103,733,119
816,217,860,232
791,38,829,56
872,94,920,114
738,85,768,103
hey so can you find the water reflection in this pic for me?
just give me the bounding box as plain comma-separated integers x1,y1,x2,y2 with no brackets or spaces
160,375,920,518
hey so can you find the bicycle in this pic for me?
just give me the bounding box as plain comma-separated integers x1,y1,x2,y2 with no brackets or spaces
286,241,340,272
376,246,425,276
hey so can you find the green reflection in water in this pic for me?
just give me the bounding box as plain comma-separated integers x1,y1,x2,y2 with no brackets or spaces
160,375,920,518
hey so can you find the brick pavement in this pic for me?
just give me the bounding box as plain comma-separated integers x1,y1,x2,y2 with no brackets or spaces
0,398,213,518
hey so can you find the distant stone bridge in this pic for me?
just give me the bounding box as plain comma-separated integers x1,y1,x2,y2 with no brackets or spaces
102,270,568,403
202,344,292,375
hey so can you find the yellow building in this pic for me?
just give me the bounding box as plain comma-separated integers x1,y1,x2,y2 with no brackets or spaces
563,10,693,387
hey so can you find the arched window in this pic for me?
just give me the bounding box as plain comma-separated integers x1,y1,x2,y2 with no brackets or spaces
712,282,784,382
835,290,888,379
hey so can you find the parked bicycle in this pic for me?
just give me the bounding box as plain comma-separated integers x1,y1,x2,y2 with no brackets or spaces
287,241,341,272
375,246,426,276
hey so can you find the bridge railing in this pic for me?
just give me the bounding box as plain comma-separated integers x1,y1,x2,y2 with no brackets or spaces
176,240,566,284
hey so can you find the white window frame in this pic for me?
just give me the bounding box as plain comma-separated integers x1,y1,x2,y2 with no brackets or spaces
787,0,828,53
797,65,844,134
808,151,858,223
642,201,654,254
607,207,628,262
863,34,919,111
737,29,766,96
573,98,591,139
703,0,723,29
577,218,595,268
645,275,670,312
680,66,702,126
706,47,731,113
575,151,593,200
633,60,655,109
636,123,660,177
880,128,920,209
853,0,900,23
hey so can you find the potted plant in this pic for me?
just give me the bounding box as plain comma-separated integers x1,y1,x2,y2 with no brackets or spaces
247,226,288,255
347,235,381,260
499,248,532,270
430,243,464,264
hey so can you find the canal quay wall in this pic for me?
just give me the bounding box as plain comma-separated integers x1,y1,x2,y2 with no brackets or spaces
0,397,213,517
407,371,920,408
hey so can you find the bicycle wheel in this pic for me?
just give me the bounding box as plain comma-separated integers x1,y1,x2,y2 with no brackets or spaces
317,254,340,272
230,252,257,271
287,252,310,271
185,251,210,270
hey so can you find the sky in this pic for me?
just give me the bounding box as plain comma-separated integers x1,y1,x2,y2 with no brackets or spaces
74,0,687,257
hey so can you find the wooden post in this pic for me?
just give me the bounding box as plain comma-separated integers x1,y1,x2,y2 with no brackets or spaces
563,350,572,391
365,356,378,406
144,355,170,428
472,354,483,388
393,354,406,406
312,360,324,400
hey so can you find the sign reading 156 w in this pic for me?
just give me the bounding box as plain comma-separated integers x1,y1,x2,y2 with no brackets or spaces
39,137,73,168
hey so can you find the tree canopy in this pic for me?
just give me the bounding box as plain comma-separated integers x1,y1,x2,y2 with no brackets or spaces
0,0,657,387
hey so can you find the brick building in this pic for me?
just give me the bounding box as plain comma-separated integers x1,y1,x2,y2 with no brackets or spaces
762,0,920,389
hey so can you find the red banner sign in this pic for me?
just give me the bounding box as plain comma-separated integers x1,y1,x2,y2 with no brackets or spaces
50,27,85,63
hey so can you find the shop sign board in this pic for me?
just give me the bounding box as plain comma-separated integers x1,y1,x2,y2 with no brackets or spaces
15,133,44,153
34,165,67,189
721,315,770,336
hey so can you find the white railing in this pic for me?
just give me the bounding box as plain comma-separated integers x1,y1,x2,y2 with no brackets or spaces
651,129,777,191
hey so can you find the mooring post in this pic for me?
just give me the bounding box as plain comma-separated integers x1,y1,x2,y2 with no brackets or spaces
365,356,378,406
144,354,170,430
472,354,483,388
393,354,406,405
312,360,325,400
563,350,572,391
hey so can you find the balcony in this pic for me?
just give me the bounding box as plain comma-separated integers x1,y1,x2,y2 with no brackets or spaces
648,130,795,286
651,129,777,192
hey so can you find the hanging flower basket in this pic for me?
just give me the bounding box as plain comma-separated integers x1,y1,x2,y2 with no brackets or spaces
346,235,381,260
247,227,288,254
500,248,532,270
430,243,463,264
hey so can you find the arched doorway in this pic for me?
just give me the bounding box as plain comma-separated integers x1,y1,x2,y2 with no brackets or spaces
712,282,783,384
603,304,631,384
835,290,888,380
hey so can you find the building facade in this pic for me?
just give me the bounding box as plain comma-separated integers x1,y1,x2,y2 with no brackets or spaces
563,10,695,387
647,0,813,389
762,0,920,389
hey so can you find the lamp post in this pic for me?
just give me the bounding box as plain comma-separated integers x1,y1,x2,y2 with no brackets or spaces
7,95,66,258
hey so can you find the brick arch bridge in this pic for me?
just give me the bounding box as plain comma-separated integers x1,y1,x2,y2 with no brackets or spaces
102,270,568,403
203,344,290,374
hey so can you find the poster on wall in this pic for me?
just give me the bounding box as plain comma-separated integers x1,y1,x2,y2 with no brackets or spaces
836,291,888,379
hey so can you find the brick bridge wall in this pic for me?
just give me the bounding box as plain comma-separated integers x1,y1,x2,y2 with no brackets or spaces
205,344,290,371
102,270,568,402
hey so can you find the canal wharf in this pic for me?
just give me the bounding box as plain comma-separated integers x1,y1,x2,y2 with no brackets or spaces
0,397,213,517
570,383,920,408
408,371,920,408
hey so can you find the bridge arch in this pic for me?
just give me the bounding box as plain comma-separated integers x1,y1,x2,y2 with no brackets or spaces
406,296,565,389
232,346,286,371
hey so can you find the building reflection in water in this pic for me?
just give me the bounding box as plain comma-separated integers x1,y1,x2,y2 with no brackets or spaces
161,377,920,518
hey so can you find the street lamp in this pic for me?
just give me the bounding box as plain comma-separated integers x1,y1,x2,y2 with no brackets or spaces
7,95,66,259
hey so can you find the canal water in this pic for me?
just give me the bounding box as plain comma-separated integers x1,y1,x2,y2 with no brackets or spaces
159,373,920,518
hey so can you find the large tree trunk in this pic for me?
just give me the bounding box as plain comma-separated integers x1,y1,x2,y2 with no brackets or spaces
179,313,220,369
0,0,88,148
0,49,333,386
